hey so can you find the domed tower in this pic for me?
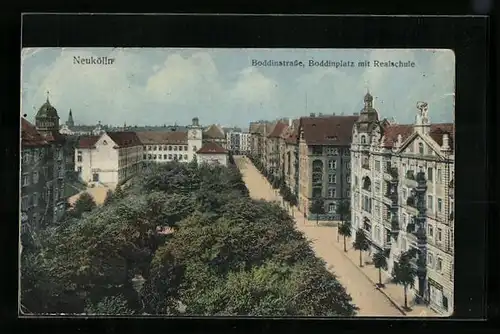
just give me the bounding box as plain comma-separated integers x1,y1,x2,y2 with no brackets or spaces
354,91,380,145
35,94,60,135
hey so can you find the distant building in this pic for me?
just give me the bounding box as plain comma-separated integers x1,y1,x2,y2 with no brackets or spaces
21,97,67,230
59,110,107,136
196,142,229,166
203,124,227,149
240,132,251,154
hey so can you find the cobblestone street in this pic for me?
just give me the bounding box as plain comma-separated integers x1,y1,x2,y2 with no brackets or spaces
235,156,438,317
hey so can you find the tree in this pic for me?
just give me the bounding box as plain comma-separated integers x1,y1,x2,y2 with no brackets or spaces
352,230,370,267
336,200,350,242
338,221,352,252
85,295,135,315
309,198,325,225
70,192,96,218
372,250,388,287
392,251,417,310
114,184,125,200
103,189,114,206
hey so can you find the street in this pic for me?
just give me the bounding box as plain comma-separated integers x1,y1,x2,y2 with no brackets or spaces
235,156,404,317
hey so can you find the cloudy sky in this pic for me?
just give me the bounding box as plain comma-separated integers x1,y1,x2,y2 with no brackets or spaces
21,48,455,128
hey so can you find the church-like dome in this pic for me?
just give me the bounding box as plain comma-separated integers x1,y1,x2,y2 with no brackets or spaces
36,98,59,119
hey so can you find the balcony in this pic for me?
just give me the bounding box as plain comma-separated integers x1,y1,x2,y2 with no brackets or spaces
383,166,399,182
405,171,417,188
362,163,370,170
390,216,400,235
406,196,416,207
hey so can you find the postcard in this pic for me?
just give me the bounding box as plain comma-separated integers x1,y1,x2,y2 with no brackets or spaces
20,48,455,317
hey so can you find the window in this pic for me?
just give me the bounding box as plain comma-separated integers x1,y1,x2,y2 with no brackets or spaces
375,160,381,172
93,173,99,182
428,253,434,267
148,154,152,160
168,154,172,159
437,168,443,183
77,166,82,173
328,174,336,184
143,154,147,159
354,176,358,186
178,155,183,161
328,188,336,198
428,225,434,238
184,154,188,160
347,175,351,184
32,192,39,207
154,146,157,150
437,198,443,213
328,160,336,169
168,146,172,151
174,146,178,151
158,154,162,160
361,135,366,144
143,146,146,150
327,147,339,155
402,187,407,199
427,195,433,211
193,146,197,152
22,151,30,164
418,142,424,154
22,173,30,187
427,167,433,181
159,146,162,151
32,171,39,184
436,258,443,272
153,154,157,159
328,203,335,213
21,196,29,210
437,228,443,242
77,151,82,162
164,154,167,159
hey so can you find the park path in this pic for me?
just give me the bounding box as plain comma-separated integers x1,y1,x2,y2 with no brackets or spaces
235,156,406,317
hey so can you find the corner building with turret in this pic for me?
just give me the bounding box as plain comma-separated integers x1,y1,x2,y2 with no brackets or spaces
350,92,454,315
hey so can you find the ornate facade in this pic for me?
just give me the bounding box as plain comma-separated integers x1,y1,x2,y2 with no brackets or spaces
350,93,454,315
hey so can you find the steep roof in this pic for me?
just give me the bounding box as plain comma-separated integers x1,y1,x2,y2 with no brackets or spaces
106,131,142,148
267,121,288,138
284,119,300,144
300,115,358,146
196,142,228,154
136,131,188,145
36,98,59,119
381,124,414,148
430,123,454,149
76,135,100,149
21,118,49,147
203,124,226,139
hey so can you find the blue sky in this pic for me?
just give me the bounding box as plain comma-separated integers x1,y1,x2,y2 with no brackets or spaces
21,48,455,128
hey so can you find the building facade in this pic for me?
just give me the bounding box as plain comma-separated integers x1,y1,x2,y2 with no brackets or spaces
239,132,251,154
226,131,241,154
350,93,454,315
297,114,357,220
196,142,229,166
21,99,67,231
265,121,288,179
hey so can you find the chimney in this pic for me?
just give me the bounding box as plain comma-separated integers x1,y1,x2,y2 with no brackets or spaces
192,117,199,127
332,112,336,116
442,133,451,150
310,113,316,117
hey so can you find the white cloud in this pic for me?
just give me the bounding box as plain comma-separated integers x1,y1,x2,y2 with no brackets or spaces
229,67,279,104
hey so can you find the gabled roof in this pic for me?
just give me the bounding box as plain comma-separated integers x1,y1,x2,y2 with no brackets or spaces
203,124,226,139
76,135,100,149
21,118,49,147
267,121,288,138
300,115,358,146
136,131,187,145
106,131,142,148
196,142,228,154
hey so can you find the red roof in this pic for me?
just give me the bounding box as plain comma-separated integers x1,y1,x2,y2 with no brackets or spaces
136,131,187,144
76,135,100,149
21,118,48,147
107,131,142,148
381,124,413,148
300,115,358,146
267,121,288,138
196,142,228,154
430,123,454,148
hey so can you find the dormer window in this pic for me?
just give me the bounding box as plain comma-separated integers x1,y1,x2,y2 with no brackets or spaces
103,140,108,145
361,135,367,144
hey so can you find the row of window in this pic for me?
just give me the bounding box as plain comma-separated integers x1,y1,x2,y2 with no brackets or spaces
22,171,40,187
144,145,188,152
311,147,350,156
145,154,189,161
326,188,350,198
21,186,62,211
403,164,452,184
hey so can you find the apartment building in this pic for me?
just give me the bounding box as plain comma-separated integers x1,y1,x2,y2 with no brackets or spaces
21,99,67,230
281,119,300,195
350,93,454,315
297,113,357,219
240,132,251,154
265,121,288,179
226,131,241,154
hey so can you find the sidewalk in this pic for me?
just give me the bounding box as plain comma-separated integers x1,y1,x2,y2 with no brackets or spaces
240,156,439,317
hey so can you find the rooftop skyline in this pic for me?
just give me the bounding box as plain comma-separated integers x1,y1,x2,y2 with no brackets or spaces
21,48,455,128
